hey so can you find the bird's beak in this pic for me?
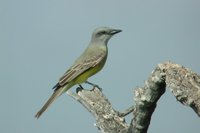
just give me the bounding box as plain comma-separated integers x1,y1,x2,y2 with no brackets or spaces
110,29,122,35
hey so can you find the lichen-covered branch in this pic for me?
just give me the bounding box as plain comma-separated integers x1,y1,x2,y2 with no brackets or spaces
132,65,166,133
66,61,200,133
158,61,200,116
131,61,200,133
67,88,130,133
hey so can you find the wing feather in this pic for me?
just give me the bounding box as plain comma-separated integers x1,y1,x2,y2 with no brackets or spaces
58,51,105,86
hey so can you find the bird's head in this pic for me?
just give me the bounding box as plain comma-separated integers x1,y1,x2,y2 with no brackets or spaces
91,27,122,44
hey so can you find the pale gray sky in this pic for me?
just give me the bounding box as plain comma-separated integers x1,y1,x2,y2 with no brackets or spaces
1,0,200,133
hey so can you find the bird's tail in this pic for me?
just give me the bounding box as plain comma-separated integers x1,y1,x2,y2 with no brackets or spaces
35,87,64,119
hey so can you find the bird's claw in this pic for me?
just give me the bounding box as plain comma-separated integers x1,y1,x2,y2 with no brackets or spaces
76,85,84,93
85,81,102,91
94,85,102,91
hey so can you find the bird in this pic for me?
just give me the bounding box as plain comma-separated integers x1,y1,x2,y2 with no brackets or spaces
35,27,122,118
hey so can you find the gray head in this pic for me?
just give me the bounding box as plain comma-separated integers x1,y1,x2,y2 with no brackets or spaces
91,27,122,44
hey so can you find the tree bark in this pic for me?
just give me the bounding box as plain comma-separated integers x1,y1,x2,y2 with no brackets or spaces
159,62,200,116
67,88,130,133
132,64,166,133
67,61,200,133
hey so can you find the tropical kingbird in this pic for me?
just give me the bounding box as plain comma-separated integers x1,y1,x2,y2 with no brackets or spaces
35,27,122,118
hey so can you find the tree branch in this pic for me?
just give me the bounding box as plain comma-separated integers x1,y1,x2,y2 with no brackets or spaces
132,65,166,133
66,61,200,133
159,61,200,116
67,88,130,133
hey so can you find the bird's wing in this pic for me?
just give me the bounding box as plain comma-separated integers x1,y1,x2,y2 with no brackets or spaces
58,51,106,86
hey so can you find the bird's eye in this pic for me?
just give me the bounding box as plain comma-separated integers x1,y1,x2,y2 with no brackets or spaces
98,31,107,35
102,31,107,34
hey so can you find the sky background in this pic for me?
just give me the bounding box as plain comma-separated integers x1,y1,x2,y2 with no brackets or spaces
1,0,200,133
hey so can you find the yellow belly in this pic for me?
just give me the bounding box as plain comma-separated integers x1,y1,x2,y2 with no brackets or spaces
73,60,105,84
62,60,105,92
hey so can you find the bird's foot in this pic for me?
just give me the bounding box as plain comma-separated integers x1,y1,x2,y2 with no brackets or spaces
85,81,102,91
76,84,84,93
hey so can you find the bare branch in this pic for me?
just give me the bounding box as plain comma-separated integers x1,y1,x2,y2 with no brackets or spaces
67,87,130,133
132,65,166,133
66,61,200,133
117,106,135,117
159,61,200,116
